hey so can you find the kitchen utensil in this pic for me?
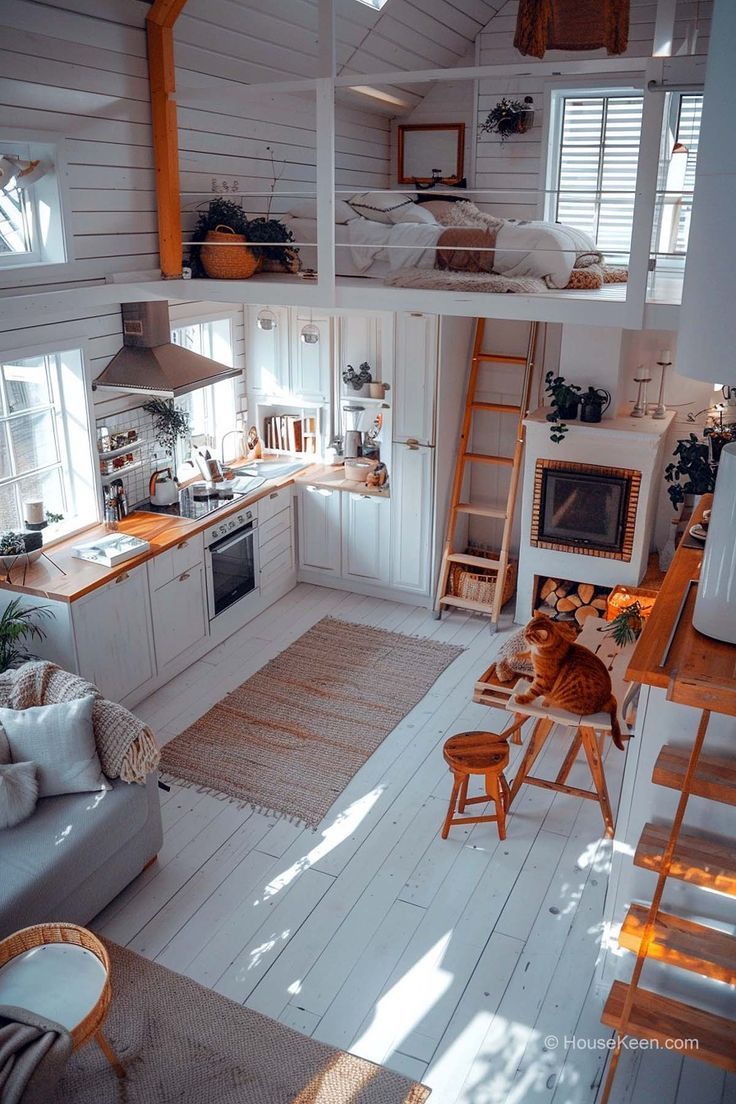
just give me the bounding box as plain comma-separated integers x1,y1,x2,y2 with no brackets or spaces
343,404,366,459
344,457,378,484
149,467,179,506
579,386,611,423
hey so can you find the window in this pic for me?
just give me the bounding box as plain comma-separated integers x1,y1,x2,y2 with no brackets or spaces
0,139,69,269
654,93,703,263
0,348,96,535
171,318,240,454
546,90,644,261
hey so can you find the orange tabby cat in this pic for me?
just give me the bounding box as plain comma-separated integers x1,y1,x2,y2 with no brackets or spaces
514,614,625,749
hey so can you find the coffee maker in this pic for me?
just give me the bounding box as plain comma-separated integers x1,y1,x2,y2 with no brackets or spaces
343,404,365,459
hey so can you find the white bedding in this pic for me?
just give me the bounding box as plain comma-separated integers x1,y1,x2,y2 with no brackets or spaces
347,219,443,273
282,217,391,278
493,220,601,288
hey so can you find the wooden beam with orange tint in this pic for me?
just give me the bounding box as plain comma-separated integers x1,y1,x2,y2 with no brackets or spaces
147,0,188,29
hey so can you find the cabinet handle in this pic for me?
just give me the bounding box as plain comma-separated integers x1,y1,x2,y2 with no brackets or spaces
270,491,279,499
115,572,130,584
406,437,420,450
176,540,188,550
178,572,190,582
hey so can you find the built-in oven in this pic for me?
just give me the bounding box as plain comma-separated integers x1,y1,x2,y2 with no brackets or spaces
204,507,259,622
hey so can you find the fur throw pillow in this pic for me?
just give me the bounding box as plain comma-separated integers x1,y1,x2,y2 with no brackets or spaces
0,761,38,828
492,626,534,683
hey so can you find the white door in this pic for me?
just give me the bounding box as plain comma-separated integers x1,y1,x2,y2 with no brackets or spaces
390,443,435,595
247,305,289,395
290,309,331,401
393,312,438,446
298,485,341,574
72,564,155,702
150,564,208,671
342,492,390,583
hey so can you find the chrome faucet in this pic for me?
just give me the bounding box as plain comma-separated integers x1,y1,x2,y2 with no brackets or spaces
221,428,245,465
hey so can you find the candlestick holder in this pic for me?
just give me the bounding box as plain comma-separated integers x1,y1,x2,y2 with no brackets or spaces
652,357,671,419
631,374,651,418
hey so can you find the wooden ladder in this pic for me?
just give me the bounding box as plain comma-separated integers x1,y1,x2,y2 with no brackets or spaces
434,317,539,627
600,704,736,1100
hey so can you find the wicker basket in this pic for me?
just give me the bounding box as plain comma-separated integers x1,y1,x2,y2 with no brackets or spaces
200,224,259,279
0,922,112,1048
449,549,517,608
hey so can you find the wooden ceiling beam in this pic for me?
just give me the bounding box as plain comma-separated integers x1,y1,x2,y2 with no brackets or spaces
146,1,187,278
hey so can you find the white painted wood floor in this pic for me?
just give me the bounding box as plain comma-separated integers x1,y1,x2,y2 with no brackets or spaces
92,584,735,1104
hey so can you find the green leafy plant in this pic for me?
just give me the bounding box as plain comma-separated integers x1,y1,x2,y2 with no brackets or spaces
245,216,298,272
664,432,716,509
189,198,251,277
603,602,645,648
45,510,64,525
0,598,54,673
479,97,534,142
544,370,582,443
143,398,191,456
188,196,298,276
342,362,372,390
0,532,27,557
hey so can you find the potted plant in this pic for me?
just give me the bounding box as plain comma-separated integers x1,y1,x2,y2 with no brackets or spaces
0,530,44,573
143,399,191,458
0,597,54,673
704,415,736,463
544,370,582,443
664,432,716,509
244,215,299,273
479,97,534,142
190,197,259,280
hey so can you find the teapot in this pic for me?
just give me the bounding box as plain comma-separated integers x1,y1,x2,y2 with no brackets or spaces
579,386,611,423
149,467,179,506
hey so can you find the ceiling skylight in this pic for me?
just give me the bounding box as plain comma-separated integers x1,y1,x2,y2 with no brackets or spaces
353,0,390,9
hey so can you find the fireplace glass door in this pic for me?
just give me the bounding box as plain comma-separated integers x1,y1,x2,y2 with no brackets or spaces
539,469,629,552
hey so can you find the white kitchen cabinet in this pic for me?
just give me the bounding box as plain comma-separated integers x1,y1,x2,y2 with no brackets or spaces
290,309,331,402
72,564,155,703
338,313,380,384
341,492,390,584
298,485,341,574
393,312,438,446
247,305,289,394
150,563,208,671
390,443,435,595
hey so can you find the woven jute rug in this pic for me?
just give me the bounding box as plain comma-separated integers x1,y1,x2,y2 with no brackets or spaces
160,617,463,827
51,942,430,1104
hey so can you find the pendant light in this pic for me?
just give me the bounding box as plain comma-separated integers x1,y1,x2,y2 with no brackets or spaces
300,310,319,345
256,308,277,331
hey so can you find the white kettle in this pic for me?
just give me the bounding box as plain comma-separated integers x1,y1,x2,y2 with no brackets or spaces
149,467,179,506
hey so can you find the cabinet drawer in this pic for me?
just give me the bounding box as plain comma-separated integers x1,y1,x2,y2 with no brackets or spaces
258,486,291,525
260,523,292,565
261,544,294,589
259,507,291,548
149,532,204,591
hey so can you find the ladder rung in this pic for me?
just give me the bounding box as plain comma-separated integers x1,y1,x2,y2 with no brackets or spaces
463,453,514,466
447,552,502,569
476,353,527,364
456,503,507,519
620,904,736,985
653,745,736,806
471,402,522,414
440,595,497,614
635,822,736,896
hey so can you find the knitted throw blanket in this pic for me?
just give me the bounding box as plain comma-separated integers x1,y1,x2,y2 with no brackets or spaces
0,661,160,784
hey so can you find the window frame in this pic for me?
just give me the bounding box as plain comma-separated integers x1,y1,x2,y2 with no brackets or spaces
0,130,73,273
0,337,98,543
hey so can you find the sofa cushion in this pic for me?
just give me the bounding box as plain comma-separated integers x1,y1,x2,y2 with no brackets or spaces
0,779,149,933
0,697,110,797
0,762,38,828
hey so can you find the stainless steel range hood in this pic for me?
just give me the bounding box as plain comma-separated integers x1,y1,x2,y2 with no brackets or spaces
93,302,240,397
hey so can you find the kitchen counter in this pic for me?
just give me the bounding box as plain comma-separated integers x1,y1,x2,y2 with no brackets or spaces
626,495,736,717
293,464,390,497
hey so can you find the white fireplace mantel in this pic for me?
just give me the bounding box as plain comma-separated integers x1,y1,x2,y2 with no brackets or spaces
515,408,675,622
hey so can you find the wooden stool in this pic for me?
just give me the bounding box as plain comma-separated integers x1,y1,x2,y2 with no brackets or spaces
441,731,511,840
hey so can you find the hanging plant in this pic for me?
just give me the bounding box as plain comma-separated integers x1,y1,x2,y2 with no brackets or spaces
143,399,191,456
479,97,534,142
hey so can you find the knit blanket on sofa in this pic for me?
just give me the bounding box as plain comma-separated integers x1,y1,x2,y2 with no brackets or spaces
0,662,160,784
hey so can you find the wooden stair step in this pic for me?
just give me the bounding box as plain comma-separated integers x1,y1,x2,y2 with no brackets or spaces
439,595,496,614
455,503,507,519
447,552,502,570
620,904,736,984
470,402,522,414
463,453,514,466
653,745,736,806
476,353,527,364
602,981,736,1071
635,822,736,896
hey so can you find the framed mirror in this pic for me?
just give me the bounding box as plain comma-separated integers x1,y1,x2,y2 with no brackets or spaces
397,123,465,185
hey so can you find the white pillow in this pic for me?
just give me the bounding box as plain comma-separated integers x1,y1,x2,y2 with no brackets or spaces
348,192,416,224
389,203,438,225
287,199,357,224
0,761,38,828
0,696,111,798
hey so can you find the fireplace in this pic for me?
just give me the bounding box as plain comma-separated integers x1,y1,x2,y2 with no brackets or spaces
531,460,641,562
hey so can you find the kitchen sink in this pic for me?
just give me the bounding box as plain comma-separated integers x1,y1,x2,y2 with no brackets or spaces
232,459,309,479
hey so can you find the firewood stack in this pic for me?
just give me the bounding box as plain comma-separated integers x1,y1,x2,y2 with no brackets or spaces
537,578,609,626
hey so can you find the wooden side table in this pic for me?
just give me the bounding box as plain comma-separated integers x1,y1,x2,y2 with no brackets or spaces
0,922,125,1080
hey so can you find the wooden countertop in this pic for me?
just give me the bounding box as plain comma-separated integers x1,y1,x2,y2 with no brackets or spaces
626,495,736,716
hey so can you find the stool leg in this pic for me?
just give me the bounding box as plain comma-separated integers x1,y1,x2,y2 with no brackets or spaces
441,773,463,839
508,718,554,806
458,774,470,813
95,1030,125,1080
486,771,506,841
580,726,614,838
500,772,511,809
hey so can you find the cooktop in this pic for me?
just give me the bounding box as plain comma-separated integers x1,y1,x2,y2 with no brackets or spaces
139,484,248,521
